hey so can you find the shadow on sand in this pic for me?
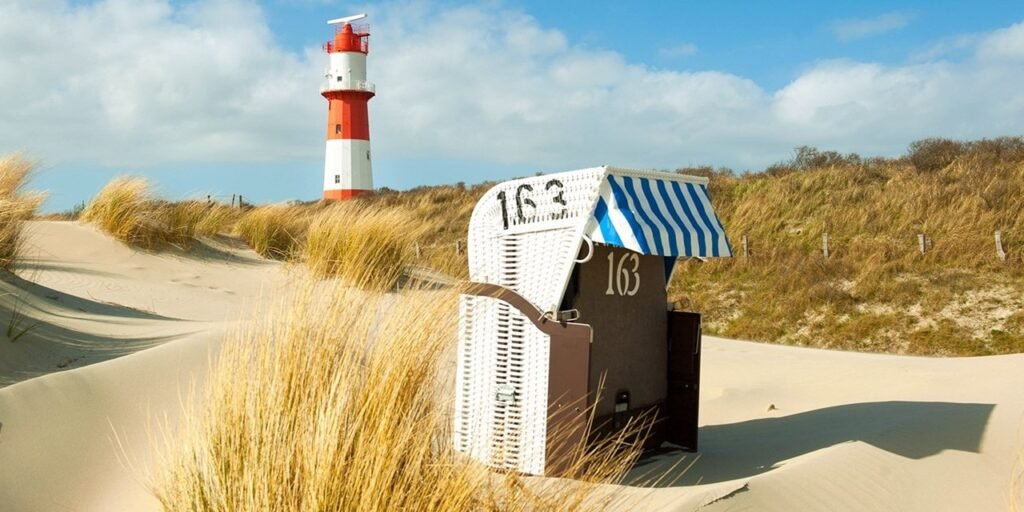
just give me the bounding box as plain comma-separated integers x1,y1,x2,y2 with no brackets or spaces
0,270,195,387
629,401,995,486
1,270,176,321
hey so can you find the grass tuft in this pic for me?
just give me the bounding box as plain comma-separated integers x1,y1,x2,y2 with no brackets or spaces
0,155,44,270
153,279,646,510
80,177,181,250
81,177,240,250
234,204,313,259
303,203,422,291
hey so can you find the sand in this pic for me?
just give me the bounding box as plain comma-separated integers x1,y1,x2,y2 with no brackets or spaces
1,221,1022,511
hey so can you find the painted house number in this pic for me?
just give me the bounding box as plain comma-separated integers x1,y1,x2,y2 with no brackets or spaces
496,179,567,229
606,251,640,296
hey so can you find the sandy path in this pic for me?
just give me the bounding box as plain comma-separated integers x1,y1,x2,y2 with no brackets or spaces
0,221,290,386
16,221,286,322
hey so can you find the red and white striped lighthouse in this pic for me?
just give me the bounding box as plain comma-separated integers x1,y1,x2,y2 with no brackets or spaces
321,14,375,200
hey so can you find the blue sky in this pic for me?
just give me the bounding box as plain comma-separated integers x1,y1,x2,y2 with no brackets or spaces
3,0,1024,211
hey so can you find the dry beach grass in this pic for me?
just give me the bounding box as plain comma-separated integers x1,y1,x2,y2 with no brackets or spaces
673,140,1024,355
81,176,240,250
152,274,648,511
0,155,43,269
303,203,423,291
234,203,314,259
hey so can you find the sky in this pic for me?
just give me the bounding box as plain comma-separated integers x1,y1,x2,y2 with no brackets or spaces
2,0,1024,211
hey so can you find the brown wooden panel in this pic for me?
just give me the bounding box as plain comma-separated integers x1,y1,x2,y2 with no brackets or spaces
566,245,669,417
545,325,592,476
666,311,701,450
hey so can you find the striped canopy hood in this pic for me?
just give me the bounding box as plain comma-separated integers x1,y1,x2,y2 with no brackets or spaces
467,166,733,312
584,172,732,258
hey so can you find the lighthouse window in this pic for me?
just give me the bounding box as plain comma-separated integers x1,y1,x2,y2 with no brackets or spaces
334,175,341,184
337,76,343,82
335,124,342,135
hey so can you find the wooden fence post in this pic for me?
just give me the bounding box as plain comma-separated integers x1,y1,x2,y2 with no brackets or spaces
231,194,236,208
822,232,830,259
742,235,749,258
996,231,1007,262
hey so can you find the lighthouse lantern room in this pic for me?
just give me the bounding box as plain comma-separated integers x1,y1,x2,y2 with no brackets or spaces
321,14,375,200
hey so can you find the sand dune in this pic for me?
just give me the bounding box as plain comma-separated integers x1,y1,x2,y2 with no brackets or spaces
0,221,288,510
634,340,1024,511
0,221,1021,511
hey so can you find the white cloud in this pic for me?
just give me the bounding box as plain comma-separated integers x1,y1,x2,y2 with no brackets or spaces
910,34,979,62
831,11,915,42
976,21,1024,60
0,0,1023,179
659,43,698,58
0,0,323,167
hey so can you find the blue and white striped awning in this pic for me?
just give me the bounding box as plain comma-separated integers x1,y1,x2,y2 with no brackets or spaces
584,174,732,258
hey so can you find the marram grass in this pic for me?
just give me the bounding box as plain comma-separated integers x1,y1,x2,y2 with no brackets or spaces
153,274,649,511
672,153,1024,355
0,154,43,269
234,204,312,259
81,176,239,250
302,203,423,291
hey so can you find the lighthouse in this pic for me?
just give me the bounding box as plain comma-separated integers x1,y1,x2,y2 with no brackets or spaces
321,14,375,200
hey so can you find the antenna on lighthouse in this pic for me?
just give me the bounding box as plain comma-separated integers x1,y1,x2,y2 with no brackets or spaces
327,13,367,25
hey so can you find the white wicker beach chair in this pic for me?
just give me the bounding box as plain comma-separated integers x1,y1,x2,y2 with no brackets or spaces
455,166,732,475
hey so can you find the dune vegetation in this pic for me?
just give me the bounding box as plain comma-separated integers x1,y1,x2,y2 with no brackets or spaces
0,155,43,269
153,275,648,511
81,176,239,250
671,138,1024,355
355,183,483,279
303,203,426,291
70,137,1024,355
78,177,477,290
234,203,315,259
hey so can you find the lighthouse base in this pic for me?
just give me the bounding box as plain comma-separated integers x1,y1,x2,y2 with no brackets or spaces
324,189,372,201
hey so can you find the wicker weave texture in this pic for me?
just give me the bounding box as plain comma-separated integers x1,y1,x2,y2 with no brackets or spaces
454,294,549,474
467,167,606,311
